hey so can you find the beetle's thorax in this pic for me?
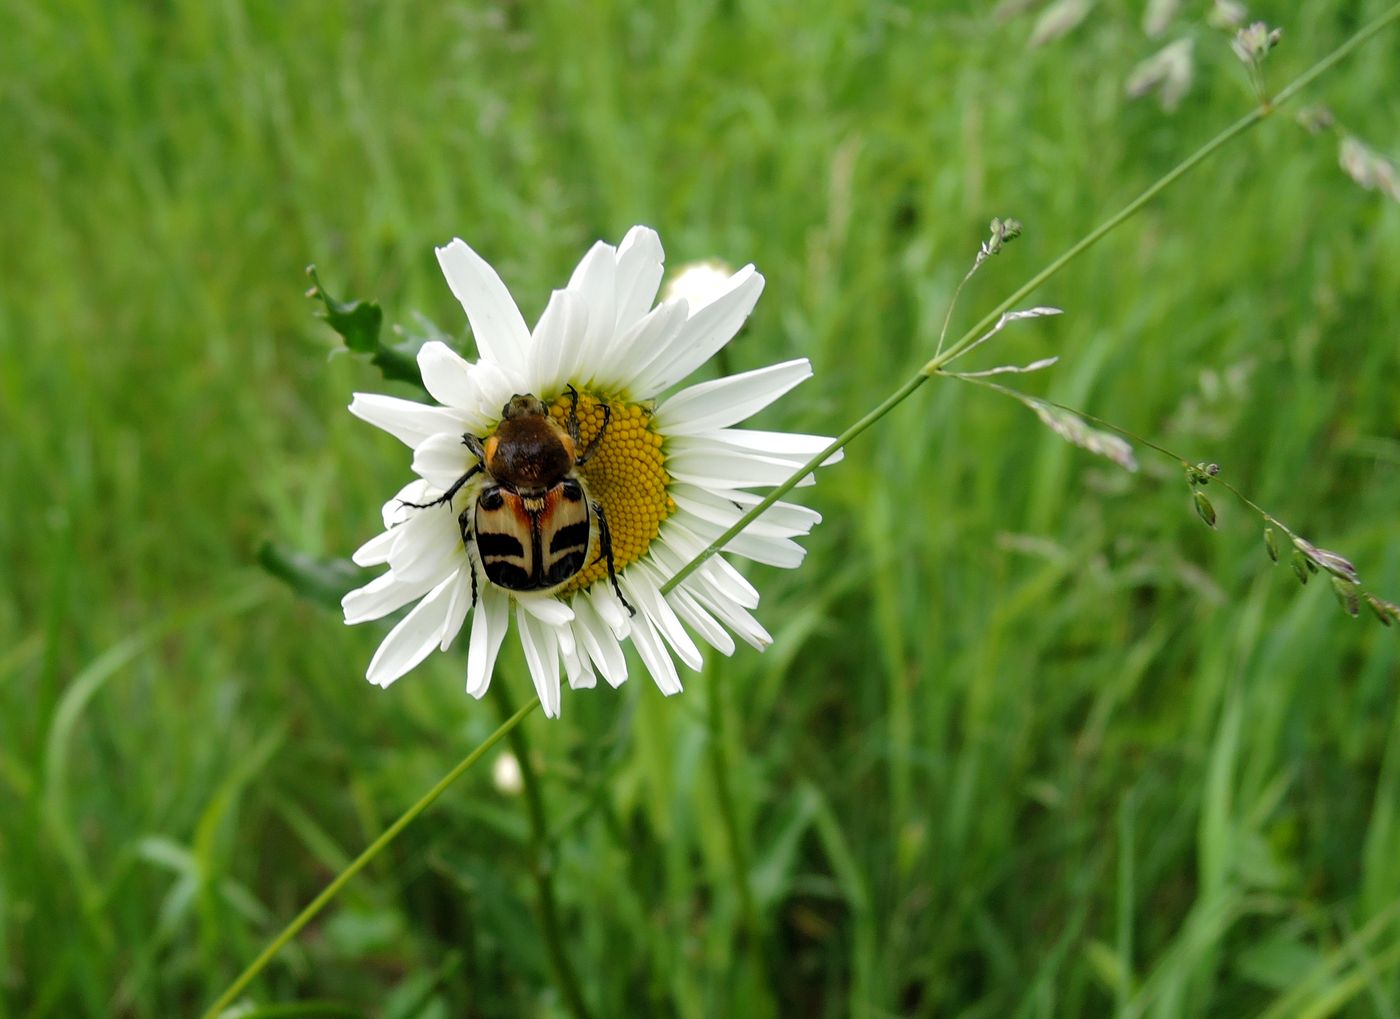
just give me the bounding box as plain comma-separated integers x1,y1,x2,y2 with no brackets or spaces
483,415,577,495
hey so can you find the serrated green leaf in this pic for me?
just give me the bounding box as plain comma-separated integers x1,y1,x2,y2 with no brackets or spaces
307,265,383,353
307,265,425,389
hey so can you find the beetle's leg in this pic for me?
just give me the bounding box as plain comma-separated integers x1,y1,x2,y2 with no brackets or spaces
592,501,634,616
399,462,481,510
564,384,581,445
400,432,483,510
576,403,611,468
459,506,479,609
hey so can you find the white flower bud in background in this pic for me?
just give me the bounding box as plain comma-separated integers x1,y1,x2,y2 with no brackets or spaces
492,752,524,795
663,259,737,309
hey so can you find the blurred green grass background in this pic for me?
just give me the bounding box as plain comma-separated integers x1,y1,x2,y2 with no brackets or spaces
3,0,1399,1016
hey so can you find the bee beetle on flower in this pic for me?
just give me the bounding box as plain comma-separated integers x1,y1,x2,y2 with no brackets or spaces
400,386,633,614
344,227,838,716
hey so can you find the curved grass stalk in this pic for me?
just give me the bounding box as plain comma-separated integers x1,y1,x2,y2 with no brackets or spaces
199,698,538,1019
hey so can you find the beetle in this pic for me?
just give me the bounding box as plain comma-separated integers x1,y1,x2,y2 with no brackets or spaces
403,386,634,614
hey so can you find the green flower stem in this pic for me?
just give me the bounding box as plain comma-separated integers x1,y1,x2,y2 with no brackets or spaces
493,684,594,1019
199,697,539,1019
661,3,1400,597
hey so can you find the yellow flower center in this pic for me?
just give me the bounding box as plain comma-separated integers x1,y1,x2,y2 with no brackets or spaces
548,391,674,595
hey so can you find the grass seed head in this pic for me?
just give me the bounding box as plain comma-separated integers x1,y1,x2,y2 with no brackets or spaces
1331,577,1361,618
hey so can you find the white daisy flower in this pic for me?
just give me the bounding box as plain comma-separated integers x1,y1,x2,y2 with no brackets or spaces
343,226,836,717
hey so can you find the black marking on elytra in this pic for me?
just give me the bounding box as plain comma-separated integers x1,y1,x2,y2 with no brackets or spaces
560,478,585,502
478,487,505,511
477,531,525,559
484,561,532,589
546,551,587,586
549,521,590,554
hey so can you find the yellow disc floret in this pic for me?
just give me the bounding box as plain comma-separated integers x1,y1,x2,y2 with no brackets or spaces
548,391,674,596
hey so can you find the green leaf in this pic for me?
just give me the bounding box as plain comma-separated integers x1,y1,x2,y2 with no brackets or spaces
306,265,382,352
257,542,362,611
306,265,425,390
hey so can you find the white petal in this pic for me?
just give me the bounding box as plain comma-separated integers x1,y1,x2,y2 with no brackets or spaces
670,485,815,539
466,586,509,698
613,226,665,334
417,341,480,411
620,564,703,670
674,509,807,568
365,572,460,687
574,594,629,688
388,506,463,586
589,586,632,638
517,604,562,718
438,567,474,652
678,429,842,466
352,529,396,567
665,585,734,656
685,581,772,651
562,637,597,690
692,557,762,612
653,359,812,435
383,480,431,528
632,266,765,394
565,241,617,370
412,432,474,491
665,448,817,490
725,489,823,533
517,594,575,627
593,298,689,392
649,525,761,609
435,239,531,380
628,611,683,696
342,569,441,625
554,616,577,660
529,288,587,394
349,393,468,448
466,359,517,421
